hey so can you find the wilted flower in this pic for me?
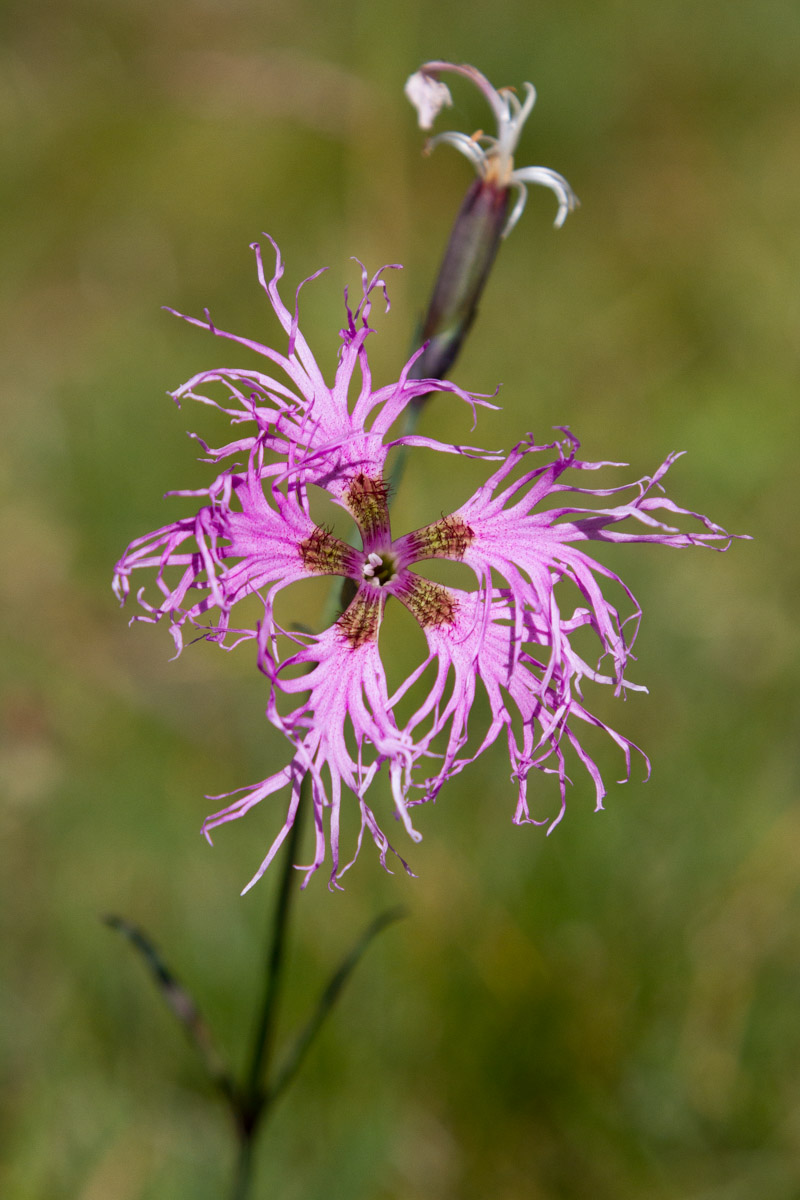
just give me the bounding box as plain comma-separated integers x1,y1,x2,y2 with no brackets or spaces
404,61,578,386
405,60,578,234
115,240,734,892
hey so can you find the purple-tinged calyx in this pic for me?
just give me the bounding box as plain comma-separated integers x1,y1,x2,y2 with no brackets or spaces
407,178,510,386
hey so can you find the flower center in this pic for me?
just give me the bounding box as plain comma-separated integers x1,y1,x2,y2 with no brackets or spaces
361,551,397,587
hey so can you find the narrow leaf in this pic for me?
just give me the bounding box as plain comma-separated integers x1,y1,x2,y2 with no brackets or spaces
104,914,235,1102
268,906,406,1104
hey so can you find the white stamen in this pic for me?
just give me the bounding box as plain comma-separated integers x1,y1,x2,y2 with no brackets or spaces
362,552,384,581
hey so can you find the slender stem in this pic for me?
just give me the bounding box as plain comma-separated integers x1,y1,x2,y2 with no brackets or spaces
232,154,510,1200
231,1136,255,1200
232,781,307,1198
244,798,305,1098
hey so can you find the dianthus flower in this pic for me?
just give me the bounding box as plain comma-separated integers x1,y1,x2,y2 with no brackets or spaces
114,239,733,892
405,60,578,235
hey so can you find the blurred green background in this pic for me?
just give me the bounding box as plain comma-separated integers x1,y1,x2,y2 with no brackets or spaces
2,0,798,1196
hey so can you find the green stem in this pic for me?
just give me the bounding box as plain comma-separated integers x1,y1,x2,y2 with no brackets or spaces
231,1136,255,1200
231,147,510,1200
231,781,307,1199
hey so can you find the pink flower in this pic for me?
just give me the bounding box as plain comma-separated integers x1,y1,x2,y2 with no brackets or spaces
115,240,735,891
162,238,493,501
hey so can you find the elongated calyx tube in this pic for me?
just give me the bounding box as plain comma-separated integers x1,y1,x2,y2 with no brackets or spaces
408,177,509,384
